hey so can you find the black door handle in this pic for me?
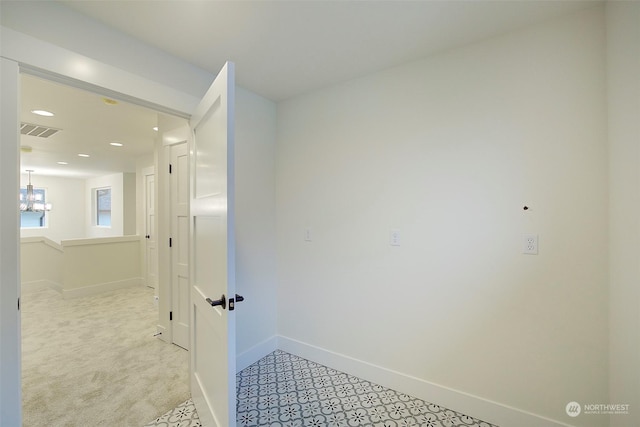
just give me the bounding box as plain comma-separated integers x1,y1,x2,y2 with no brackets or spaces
206,294,226,310
235,294,244,302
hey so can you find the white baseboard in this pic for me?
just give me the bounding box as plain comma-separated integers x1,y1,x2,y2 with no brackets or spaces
278,335,573,427
237,335,279,373
21,279,62,295
62,277,144,299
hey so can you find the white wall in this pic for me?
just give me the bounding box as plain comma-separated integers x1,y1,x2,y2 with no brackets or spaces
20,237,63,292
607,2,640,427
20,235,142,297
19,174,85,243
276,7,608,427
235,87,278,366
2,2,634,427
85,172,136,238
123,172,136,235
62,236,141,296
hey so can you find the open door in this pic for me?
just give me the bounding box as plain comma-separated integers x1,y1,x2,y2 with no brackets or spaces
189,62,237,426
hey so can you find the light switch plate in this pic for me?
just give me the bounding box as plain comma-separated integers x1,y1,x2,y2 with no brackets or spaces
390,229,401,246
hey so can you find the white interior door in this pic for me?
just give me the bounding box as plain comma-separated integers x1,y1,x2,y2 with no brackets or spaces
143,168,157,289
189,62,237,427
171,142,190,350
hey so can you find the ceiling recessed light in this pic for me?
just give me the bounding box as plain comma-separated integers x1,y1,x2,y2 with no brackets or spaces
31,109,54,117
110,142,123,147
153,126,158,132
78,153,90,158
57,161,68,165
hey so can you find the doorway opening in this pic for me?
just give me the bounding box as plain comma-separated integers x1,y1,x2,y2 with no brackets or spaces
18,72,190,424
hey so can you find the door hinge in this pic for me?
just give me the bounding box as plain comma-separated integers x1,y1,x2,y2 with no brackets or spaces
170,311,173,321
169,237,172,247
18,297,20,311
169,163,172,174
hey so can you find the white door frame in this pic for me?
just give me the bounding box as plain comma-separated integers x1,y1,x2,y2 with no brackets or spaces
0,27,204,425
0,56,22,427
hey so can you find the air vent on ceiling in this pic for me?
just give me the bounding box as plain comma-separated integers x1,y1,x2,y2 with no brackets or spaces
21,122,61,138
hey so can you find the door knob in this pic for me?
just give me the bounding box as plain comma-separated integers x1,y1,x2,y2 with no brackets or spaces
206,294,226,310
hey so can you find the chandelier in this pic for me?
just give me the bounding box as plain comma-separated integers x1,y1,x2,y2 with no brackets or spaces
19,170,52,212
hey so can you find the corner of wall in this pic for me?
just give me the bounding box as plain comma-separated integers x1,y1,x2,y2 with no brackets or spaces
606,2,640,426
123,172,136,235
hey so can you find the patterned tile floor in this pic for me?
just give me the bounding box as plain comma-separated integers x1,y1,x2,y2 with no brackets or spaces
145,399,201,427
147,350,499,427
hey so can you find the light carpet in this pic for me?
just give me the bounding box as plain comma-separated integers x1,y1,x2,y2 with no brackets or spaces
21,285,190,426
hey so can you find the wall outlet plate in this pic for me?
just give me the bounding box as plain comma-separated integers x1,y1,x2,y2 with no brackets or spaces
523,234,538,255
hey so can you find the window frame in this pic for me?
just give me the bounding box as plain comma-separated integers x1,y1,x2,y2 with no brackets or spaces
95,187,112,228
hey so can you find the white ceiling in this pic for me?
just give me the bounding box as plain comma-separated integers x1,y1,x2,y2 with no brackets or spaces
18,0,600,179
20,75,158,179
60,0,599,101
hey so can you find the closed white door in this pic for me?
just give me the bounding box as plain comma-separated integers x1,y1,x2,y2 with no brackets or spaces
189,62,237,427
143,168,157,289
171,142,190,350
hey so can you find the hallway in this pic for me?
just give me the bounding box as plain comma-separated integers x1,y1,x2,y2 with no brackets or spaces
21,286,188,426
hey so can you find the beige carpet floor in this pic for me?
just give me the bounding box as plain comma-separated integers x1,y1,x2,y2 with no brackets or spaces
21,285,190,426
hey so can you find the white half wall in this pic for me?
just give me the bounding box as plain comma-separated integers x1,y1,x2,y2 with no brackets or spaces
19,174,86,242
20,237,63,294
606,2,640,426
61,235,142,297
276,7,608,427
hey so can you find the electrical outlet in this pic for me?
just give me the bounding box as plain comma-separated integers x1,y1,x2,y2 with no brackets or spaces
304,227,312,242
523,234,538,255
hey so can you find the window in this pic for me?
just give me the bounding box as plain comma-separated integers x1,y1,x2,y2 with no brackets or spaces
96,187,111,227
20,187,47,228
